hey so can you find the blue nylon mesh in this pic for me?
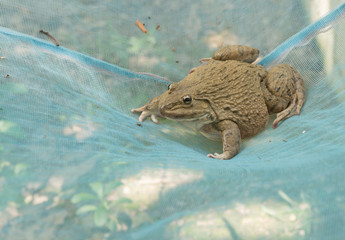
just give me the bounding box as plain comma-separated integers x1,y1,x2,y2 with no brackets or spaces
1,1,345,239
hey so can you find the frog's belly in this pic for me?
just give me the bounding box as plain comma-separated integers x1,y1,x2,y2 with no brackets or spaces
235,110,269,138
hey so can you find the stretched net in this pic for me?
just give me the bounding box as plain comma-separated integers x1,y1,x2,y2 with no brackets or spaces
0,1,345,239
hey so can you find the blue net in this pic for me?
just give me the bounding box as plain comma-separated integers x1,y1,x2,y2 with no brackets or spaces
1,1,345,239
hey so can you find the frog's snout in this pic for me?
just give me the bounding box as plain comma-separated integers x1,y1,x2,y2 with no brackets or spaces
159,102,174,115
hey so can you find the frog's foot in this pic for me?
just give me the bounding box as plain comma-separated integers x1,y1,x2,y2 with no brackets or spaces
265,64,306,129
272,88,305,129
207,152,232,160
131,107,161,124
207,120,241,160
188,58,211,74
131,95,163,123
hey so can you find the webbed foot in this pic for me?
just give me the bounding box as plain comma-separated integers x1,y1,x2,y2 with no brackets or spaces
131,96,163,124
131,107,160,123
207,120,241,160
207,152,232,160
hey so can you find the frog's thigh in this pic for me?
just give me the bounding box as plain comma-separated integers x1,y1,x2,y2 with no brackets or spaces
207,120,241,160
212,45,259,63
263,65,292,113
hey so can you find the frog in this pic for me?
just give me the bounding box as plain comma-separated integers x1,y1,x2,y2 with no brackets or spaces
131,45,305,160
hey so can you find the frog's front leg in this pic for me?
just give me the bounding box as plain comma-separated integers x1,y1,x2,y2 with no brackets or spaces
131,96,163,123
207,120,241,160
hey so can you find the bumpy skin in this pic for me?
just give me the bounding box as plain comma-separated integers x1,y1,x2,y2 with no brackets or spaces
131,45,305,160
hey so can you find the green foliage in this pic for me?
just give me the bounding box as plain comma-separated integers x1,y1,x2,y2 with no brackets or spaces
14,163,29,175
0,158,31,210
0,120,25,139
0,83,28,94
128,35,157,54
71,180,131,232
71,193,96,203
89,182,104,199
94,205,108,227
76,204,97,215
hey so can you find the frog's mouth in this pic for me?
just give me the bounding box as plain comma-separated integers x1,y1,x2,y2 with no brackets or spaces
160,102,217,123
165,112,212,122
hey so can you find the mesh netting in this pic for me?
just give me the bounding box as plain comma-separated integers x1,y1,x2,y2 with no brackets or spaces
1,1,345,239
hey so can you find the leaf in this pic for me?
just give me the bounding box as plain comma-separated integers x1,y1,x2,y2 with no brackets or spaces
0,121,25,138
0,121,16,133
109,198,133,208
106,220,117,232
71,193,96,204
94,205,108,227
89,182,103,198
278,190,296,206
76,204,97,215
261,205,277,216
1,83,28,94
112,161,127,166
0,161,10,171
14,163,28,175
115,198,132,205
104,181,122,195
117,211,132,228
261,206,282,222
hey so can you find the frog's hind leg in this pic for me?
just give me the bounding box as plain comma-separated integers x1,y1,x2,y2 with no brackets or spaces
189,45,260,74
212,45,259,63
262,64,305,129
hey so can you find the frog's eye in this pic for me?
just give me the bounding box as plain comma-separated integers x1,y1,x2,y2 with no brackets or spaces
182,95,192,104
168,84,172,90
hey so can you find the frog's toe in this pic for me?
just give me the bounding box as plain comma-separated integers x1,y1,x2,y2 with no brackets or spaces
150,114,159,124
207,153,220,159
131,106,146,114
199,57,211,63
207,152,231,160
188,67,197,74
138,111,153,122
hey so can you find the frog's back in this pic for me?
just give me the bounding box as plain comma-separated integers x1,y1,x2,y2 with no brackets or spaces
192,59,269,138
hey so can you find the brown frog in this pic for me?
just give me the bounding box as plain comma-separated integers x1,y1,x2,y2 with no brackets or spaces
131,45,305,160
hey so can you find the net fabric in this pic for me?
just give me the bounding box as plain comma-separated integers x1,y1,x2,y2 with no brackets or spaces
0,1,345,240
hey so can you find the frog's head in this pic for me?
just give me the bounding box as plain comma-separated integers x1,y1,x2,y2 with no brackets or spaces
158,82,217,123
131,70,219,124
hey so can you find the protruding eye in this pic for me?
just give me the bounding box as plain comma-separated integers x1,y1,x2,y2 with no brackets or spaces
168,84,172,90
182,95,192,104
